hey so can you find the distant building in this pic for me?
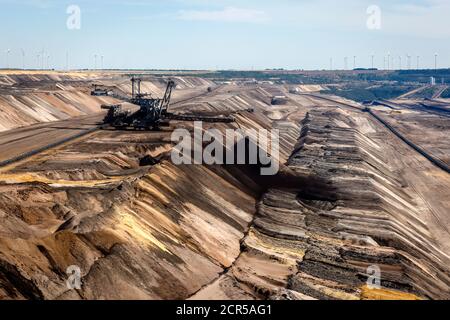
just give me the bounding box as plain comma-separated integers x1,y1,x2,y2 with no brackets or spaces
430,77,436,86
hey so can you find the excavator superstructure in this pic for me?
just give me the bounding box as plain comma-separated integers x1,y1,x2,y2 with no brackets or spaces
99,77,236,130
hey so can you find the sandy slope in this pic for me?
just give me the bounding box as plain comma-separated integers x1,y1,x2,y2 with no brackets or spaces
0,76,449,300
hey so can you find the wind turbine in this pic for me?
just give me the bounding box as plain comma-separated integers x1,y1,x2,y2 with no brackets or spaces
387,52,391,70
41,48,45,70
435,53,438,70
371,54,375,69
6,49,11,69
417,55,420,70
101,55,104,70
353,55,356,69
20,49,25,69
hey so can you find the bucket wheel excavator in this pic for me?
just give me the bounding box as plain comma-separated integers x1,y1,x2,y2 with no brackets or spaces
99,77,236,130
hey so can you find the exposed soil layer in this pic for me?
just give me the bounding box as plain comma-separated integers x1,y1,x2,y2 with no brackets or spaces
0,128,257,299
0,74,449,300
192,107,450,300
0,72,214,132
373,100,450,166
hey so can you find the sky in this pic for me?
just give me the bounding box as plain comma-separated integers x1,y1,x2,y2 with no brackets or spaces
0,0,449,70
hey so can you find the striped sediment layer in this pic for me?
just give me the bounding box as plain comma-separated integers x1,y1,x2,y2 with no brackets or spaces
0,83,449,300
0,73,214,132
0,85,300,300
0,129,256,299
192,108,450,300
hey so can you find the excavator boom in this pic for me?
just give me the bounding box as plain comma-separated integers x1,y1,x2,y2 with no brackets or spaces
99,77,235,130
159,80,176,116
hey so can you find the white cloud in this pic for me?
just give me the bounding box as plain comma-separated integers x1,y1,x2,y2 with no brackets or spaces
177,6,270,23
383,0,450,38
259,0,450,38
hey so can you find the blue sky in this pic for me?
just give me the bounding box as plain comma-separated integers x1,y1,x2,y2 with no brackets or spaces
0,0,449,70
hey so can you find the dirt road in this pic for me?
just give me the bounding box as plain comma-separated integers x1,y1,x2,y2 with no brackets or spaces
0,113,104,163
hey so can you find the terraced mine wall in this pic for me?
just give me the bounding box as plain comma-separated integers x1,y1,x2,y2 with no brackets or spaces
0,73,215,132
0,73,113,132
285,110,450,299
302,94,450,173
193,107,450,300
0,86,277,300
0,134,260,299
0,83,449,300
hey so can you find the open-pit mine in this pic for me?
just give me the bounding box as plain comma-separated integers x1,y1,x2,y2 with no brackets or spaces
0,71,449,300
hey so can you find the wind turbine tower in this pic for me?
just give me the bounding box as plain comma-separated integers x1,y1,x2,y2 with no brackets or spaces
6,49,11,69
20,49,25,69
387,52,391,70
